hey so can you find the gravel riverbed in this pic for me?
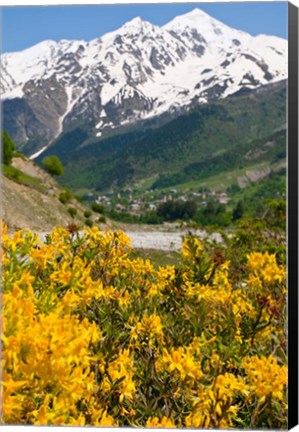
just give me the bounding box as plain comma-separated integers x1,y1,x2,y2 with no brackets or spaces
40,227,222,252
125,230,222,251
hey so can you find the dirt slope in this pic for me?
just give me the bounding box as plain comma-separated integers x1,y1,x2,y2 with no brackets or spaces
2,157,110,234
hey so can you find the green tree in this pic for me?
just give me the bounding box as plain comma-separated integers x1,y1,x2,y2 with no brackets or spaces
182,200,197,220
232,200,245,221
205,201,217,218
91,203,105,214
84,210,92,218
157,200,197,222
67,207,77,218
42,155,64,176
2,132,15,166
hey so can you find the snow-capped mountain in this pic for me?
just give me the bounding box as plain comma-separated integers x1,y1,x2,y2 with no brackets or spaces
1,8,287,156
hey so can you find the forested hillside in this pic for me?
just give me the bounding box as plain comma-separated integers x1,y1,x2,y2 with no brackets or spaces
40,80,286,193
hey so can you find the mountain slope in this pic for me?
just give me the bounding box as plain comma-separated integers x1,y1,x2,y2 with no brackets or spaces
2,8,287,156
38,80,286,192
2,156,110,233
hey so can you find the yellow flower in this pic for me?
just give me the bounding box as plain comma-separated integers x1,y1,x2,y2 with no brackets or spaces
214,373,248,401
197,285,231,306
247,252,286,286
185,386,212,428
2,282,101,425
91,408,117,426
242,355,287,402
30,244,56,269
50,261,73,285
184,280,201,297
115,288,131,308
186,412,210,428
101,349,136,403
131,314,164,346
247,252,265,272
146,416,175,428
1,221,287,427
157,346,202,382
182,236,202,260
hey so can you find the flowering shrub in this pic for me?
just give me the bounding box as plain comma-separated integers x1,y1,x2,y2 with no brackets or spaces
1,223,287,428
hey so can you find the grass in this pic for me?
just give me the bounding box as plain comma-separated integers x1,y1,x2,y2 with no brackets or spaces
13,152,27,160
121,161,273,197
160,161,271,193
2,164,47,193
133,175,159,192
130,248,181,267
71,188,92,197
229,167,286,208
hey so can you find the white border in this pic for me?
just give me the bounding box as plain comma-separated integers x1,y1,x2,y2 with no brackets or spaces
0,0,295,5
0,0,297,431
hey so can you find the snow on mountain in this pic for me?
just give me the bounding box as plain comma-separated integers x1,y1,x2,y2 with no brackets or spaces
163,8,252,50
1,8,287,156
1,40,84,98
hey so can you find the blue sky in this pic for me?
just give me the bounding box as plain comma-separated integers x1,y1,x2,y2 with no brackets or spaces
2,2,288,53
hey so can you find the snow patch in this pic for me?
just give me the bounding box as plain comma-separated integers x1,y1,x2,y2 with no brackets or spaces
29,145,48,160
101,82,124,105
1,86,24,100
102,122,115,129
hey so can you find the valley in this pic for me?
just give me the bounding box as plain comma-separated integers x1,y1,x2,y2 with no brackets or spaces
2,8,287,157
1,7,287,237
37,80,286,196
2,79,286,236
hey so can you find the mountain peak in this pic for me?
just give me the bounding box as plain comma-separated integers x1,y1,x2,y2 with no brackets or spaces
163,8,215,29
163,7,251,46
121,15,157,32
101,15,156,43
22,39,58,54
180,8,212,19
124,16,144,27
